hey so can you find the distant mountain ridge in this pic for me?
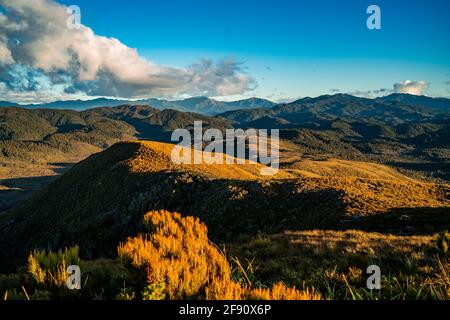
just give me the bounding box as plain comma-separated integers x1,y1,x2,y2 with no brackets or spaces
1,93,449,117
376,93,450,110
219,93,450,126
0,97,276,116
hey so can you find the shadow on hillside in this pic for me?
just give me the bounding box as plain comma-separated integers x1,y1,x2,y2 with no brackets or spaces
1,176,58,189
0,163,73,213
137,128,173,142
0,170,350,272
0,176,59,213
122,119,173,142
0,188,35,214
47,162,76,174
388,161,450,181
341,206,450,235
131,175,349,242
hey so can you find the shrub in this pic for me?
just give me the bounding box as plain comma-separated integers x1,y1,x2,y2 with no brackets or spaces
81,259,131,300
118,210,232,299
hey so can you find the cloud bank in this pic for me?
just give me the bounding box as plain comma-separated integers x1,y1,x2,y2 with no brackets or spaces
0,0,256,102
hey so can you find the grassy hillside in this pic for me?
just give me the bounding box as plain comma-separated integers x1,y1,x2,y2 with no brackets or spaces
0,106,236,213
227,229,450,299
0,141,448,274
285,159,417,180
219,94,450,181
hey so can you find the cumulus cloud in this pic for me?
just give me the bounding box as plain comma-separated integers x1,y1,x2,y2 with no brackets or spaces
393,80,428,95
0,0,256,102
349,81,430,98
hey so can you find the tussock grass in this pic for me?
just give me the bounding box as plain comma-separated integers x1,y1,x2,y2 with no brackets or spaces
228,230,450,300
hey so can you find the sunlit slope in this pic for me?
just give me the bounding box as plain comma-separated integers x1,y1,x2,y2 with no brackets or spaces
124,141,293,180
293,177,449,216
0,141,292,271
0,140,448,273
285,158,417,181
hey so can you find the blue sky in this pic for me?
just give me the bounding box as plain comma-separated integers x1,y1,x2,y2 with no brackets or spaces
1,0,450,102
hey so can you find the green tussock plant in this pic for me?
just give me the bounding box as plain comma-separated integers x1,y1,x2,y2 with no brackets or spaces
227,230,450,300
116,287,136,300
231,257,263,288
142,280,166,300
27,246,80,296
425,256,450,300
437,231,449,255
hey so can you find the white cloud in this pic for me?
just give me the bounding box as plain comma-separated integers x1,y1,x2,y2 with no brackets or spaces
393,80,428,95
0,38,13,63
0,0,256,102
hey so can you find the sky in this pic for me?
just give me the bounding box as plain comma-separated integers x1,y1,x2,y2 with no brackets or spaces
0,0,449,103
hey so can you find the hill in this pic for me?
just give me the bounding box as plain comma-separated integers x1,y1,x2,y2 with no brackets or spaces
224,97,275,109
0,140,448,273
0,106,235,212
1,97,449,218
3,95,449,178
376,93,450,111
285,159,417,181
220,93,449,126
0,105,235,163
217,94,450,181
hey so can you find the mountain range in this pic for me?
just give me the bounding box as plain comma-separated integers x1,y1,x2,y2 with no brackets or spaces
219,93,450,127
1,94,449,118
1,93,449,182
0,97,275,116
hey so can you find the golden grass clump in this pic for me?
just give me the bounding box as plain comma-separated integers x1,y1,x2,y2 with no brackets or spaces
118,210,320,300
118,210,232,299
205,281,321,300
204,276,246,300
246,283,321,300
